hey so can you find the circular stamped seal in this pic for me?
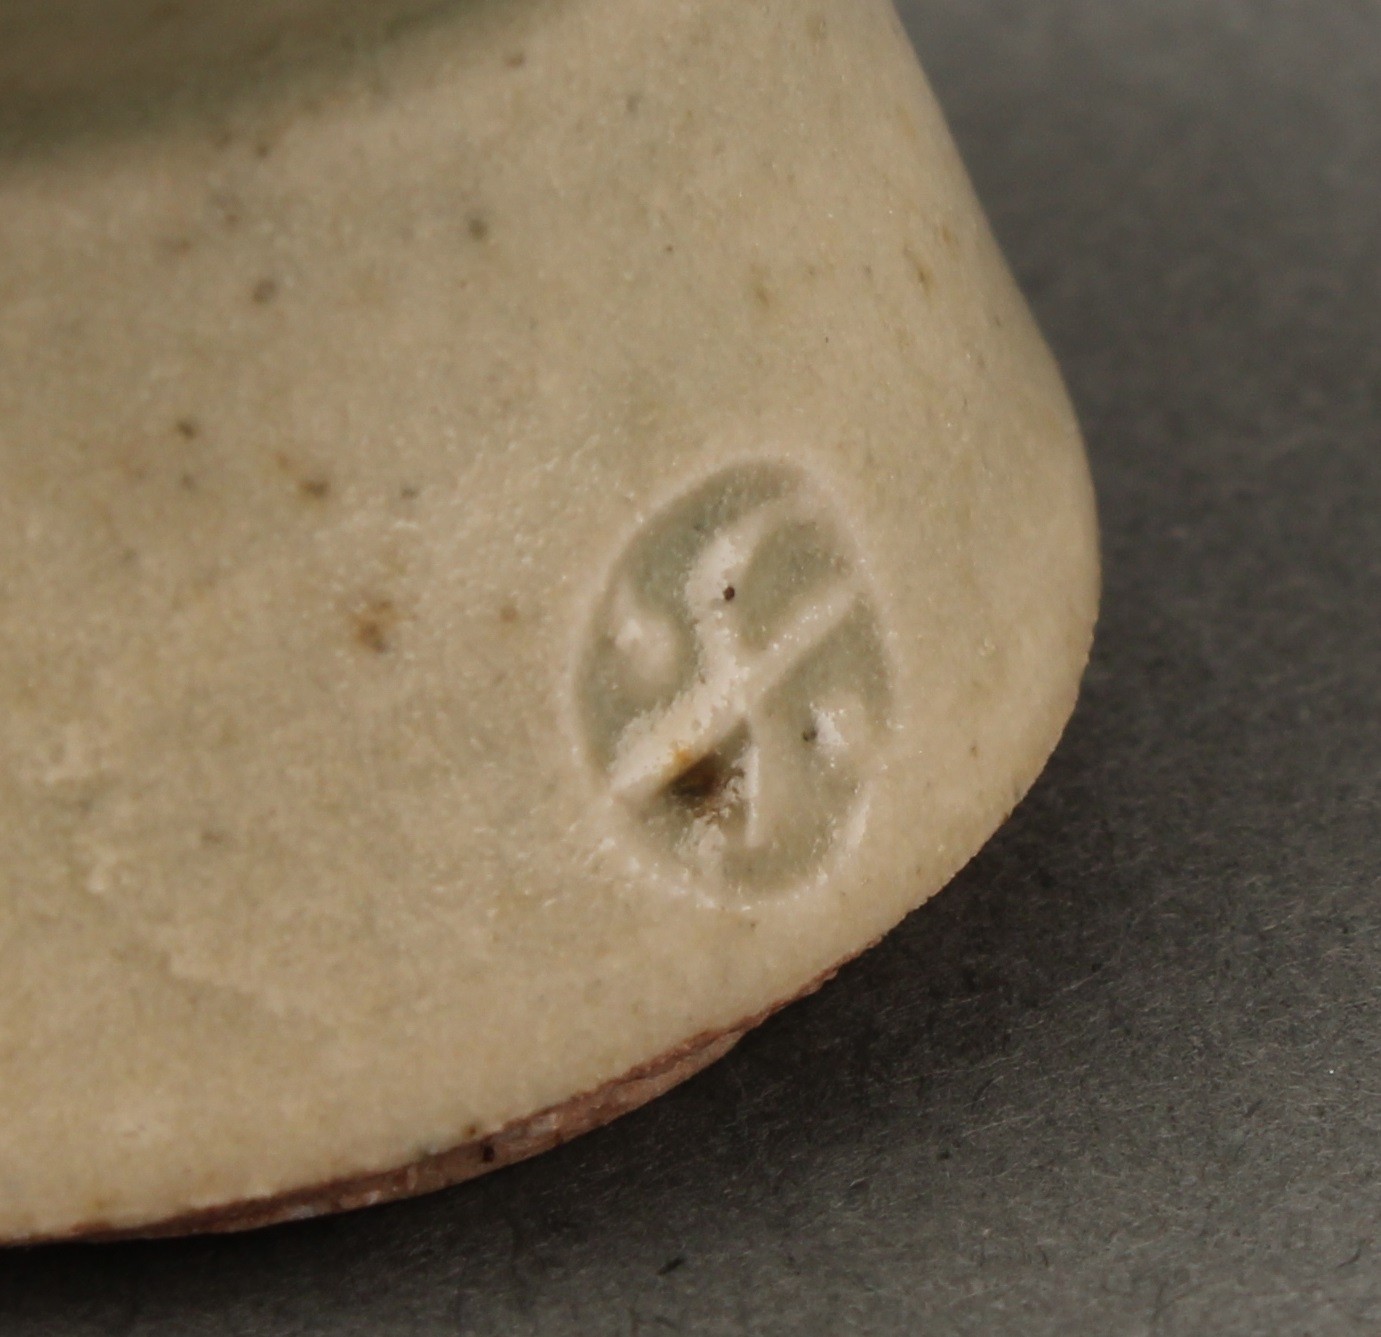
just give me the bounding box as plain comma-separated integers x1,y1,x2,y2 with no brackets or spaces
577,461,892,898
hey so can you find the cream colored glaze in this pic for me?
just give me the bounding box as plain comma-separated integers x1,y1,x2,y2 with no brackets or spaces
0,0,1098,1241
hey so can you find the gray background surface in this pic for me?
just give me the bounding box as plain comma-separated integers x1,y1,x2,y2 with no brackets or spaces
4,1,1379,1332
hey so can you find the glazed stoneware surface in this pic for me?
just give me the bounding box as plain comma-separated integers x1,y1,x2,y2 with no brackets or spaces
0,0,1097,1239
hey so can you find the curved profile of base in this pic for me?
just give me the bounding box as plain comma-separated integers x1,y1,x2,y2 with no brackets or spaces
0,0,1098,1243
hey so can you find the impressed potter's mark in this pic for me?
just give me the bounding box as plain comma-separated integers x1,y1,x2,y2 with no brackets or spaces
578,462,891,897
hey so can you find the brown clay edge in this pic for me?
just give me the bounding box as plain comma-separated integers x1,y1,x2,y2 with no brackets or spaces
40,954,862,1244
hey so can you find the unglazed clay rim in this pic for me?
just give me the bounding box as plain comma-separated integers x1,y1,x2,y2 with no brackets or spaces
48,959,851,1244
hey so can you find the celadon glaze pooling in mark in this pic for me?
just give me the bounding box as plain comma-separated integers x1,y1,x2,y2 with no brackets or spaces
577,459,893,901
